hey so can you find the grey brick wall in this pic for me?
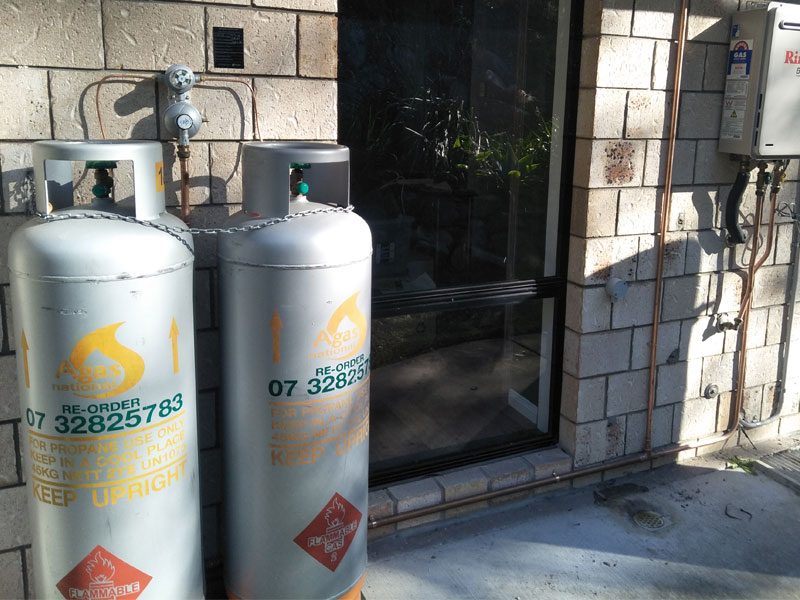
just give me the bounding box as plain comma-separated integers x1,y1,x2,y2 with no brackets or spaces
563,0,800,469
0,0,337,596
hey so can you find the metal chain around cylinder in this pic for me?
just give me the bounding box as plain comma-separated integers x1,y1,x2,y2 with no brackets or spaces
28,203,355,255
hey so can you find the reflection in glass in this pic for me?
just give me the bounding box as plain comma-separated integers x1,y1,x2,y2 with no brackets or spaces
341,0,560,291
369,298,553,474
339,0,567,479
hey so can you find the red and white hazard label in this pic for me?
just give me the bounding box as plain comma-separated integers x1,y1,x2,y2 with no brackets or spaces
293,492,362,572
56,545,152,600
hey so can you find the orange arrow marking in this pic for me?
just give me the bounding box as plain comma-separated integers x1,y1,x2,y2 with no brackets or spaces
169,318,180,373
269,310,283,364
21,330,30,388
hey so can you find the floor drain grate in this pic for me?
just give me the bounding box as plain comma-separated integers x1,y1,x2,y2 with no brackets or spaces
633,510,665,530
757,448,800,494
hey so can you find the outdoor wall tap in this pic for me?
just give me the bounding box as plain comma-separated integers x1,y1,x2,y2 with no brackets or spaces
770,159,789,194
160,64,203,146
755,161,770,196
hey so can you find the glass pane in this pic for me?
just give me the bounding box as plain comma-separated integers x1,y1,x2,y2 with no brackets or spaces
369,297,553,473
340,0,561,291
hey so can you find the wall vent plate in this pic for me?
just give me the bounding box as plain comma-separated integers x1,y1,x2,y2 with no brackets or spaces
213,27,244,69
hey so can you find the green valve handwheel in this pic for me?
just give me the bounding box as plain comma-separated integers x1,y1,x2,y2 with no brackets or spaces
91,184,110,198
295,181,309,195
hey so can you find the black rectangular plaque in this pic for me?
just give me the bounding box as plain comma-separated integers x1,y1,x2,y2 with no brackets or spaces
213,27,244,69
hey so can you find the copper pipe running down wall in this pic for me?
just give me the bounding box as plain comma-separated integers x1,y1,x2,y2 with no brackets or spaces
737,190,778,322
734,189,777,421
645,0,689,454
733,190,764,432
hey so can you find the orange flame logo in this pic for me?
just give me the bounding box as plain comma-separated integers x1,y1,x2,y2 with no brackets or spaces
318,292,367,360
57,322,145,399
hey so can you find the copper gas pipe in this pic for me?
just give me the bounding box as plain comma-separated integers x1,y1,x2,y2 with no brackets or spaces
178,144,191,224
733,180,766,419
737,189,778,323
645,0,689,454
734,161,786,425
198,76,263,142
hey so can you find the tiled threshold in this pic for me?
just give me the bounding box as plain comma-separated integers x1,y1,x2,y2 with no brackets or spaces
367,415,800,538
368,447,577,539
365,442,726,539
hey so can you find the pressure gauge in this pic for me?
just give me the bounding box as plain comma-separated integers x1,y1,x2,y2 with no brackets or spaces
171,69,192,89
164,64,196,94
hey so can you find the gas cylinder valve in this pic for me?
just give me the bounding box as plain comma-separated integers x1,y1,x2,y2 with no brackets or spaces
290,163,311,197
87,160,117,201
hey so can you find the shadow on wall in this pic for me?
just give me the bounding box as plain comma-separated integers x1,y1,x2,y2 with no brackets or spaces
71,76,252,141
571,183,796,467
2,167,35,213
76,77,157,140
7,75,255,214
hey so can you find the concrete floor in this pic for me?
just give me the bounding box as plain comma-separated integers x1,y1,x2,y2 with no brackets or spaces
365,435,800,599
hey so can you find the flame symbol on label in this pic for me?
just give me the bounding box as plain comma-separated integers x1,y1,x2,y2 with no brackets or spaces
70,322,145,399
325,292,367,360
85,551,115,583
325,497,346,529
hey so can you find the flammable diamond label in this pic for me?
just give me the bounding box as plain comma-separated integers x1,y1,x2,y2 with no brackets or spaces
56,545,152,600
293,492,363,572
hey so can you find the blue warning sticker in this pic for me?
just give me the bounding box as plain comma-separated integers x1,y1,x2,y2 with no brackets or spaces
727,39,753,79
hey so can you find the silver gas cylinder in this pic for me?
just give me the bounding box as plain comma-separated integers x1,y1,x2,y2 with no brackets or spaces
8,141,204,599
218,143,371,600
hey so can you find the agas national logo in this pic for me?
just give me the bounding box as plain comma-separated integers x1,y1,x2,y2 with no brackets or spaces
53,322,145,399
310,292,367,360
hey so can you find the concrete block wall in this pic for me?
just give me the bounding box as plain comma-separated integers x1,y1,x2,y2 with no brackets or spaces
0,0,336,596
3,0,800,593
563,0,800,468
